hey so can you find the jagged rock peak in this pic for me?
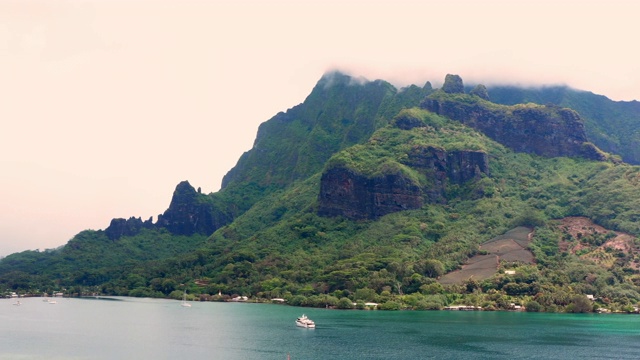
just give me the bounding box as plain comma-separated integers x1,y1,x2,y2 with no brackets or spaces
470,84,490,100
442,74,464,94
104,216,153,241
169,181,198,207
156,180,233,236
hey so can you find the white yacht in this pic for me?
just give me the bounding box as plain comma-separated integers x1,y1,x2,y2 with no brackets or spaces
295,314,315,328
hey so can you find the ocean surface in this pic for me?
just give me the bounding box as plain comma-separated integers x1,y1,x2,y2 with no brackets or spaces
1,296,639,359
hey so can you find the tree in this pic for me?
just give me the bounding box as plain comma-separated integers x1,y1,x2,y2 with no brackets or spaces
126,274,146,288
337,297,355,309
354,288,377,302
513,208,546,228
161,279,177,294
421,259,445,278
420,282,444,295
566,295,592,313
379,300,402,310
525,300,542,312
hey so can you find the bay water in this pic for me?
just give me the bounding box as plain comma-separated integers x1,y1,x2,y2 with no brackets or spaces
1,297,639,359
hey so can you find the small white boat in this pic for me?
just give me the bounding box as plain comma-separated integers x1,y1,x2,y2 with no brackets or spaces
48,299,57,304
12,301,21,306
295,314,315,328
181,291,191,307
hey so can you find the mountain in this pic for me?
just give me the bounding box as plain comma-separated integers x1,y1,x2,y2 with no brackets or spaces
221,71,425,189
103,72,434,240
1,72,639,313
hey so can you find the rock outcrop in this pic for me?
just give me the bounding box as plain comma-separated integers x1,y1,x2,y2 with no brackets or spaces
422,75,607,161
442,74,464,94
106,181,234,240
156,181,231,236
104,216,154,240
404,146,489,202
393,112,428,130
317,167,424,219
318,147,489,220
470,84,490,100
447,149,490,185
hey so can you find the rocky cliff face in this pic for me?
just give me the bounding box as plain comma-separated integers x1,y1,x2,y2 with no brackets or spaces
317,167,424,219
421,76,607,161
442,74,465,94
104,217,154,240
447,150,490,184
156,181,231,236
106,181,232,240
404,145,489,185
318,147,489,220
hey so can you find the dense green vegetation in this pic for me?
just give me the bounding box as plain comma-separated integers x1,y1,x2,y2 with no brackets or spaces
0,229,207,297
326,108,490,178
181,73,435,237
2,73,639,314
220,72,433,191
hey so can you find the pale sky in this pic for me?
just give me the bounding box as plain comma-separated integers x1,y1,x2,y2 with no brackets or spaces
1,0,639,256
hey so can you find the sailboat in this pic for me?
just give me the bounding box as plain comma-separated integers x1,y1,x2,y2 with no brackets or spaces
181,290,192,307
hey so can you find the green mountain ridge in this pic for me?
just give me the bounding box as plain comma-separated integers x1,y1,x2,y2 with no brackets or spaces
485,84,640,164
2,72,639,313
221,71,433,192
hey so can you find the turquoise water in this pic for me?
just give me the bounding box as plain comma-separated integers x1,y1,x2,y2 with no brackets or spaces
1,297,639,359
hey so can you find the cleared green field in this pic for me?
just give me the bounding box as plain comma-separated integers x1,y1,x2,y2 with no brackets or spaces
439,226,534,284
483,226,532,248
440,255,498,284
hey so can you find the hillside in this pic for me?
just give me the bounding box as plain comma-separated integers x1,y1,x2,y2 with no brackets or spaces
99,72,434,242
1,72,639,313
